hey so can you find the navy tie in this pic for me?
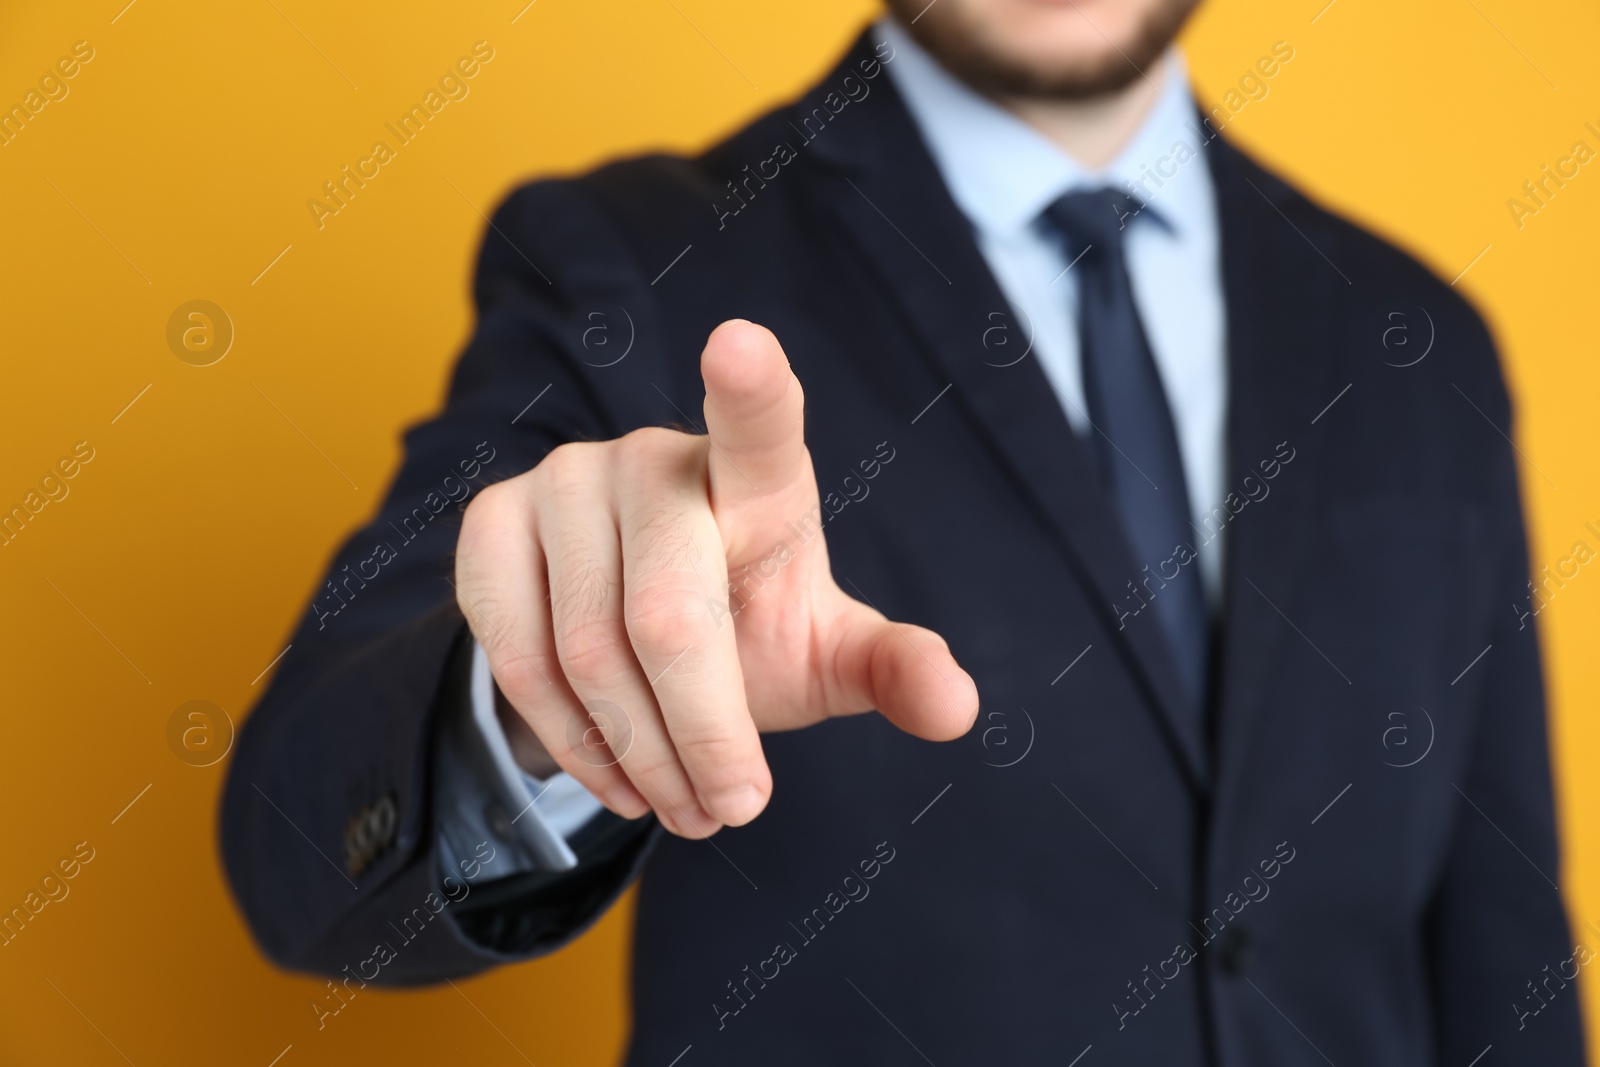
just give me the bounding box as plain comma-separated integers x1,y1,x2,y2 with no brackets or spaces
1044,188,1210,712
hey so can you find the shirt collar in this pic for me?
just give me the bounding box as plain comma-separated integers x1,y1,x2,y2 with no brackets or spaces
875,15,1214,242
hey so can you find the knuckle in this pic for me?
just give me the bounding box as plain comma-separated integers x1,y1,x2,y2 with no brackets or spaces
617,428,703,490
538,441,601,497
555,620,632,688
621,747,682,787
620,425,690,464
628,768,708,832
489,654,552,706
459,478,515,543
543,728,596,769
672,730,751,782
460,478,499,522
572,699,635,762
624,582,713,656
553,725,620,773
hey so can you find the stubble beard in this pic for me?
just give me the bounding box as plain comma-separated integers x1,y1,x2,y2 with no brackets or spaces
884,0,1202,101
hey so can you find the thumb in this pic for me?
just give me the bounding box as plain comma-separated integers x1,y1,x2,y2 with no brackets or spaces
701,319,809,520
825,593,980,741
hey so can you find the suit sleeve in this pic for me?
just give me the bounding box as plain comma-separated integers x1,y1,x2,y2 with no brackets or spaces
219,178,667,985
1423,329,1587,1063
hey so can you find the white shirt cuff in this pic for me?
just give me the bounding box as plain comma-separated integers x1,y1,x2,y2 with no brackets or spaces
432,642,606,883
469,642,605,844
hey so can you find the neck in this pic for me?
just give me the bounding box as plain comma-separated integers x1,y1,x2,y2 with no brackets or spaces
997,60,1169,170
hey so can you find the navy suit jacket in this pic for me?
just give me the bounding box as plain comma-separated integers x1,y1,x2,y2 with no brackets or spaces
221,31,1585,1067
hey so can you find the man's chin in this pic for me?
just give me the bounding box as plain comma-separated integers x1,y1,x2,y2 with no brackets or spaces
886,0,1201,101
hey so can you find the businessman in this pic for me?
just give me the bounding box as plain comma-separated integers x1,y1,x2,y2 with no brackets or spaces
222,0,1587,1063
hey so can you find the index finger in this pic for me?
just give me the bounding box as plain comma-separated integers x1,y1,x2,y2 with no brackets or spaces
701,319,808,515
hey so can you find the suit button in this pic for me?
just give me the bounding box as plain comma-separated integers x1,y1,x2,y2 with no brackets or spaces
371,793,398,848
1217,927,1253,977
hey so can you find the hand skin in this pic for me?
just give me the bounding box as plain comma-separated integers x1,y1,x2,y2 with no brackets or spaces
455,320,980,839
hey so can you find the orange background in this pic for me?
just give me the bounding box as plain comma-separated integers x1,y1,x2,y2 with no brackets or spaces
1,0,1595,1062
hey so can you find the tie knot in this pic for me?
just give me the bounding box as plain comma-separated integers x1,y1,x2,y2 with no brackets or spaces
1043,186,1144,255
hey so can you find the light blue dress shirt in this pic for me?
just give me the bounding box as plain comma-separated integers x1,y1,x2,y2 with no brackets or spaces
878,16,1227,598
440,15,1230,879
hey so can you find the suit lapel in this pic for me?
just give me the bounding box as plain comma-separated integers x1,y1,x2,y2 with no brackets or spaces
1205,137,1340,795
797,35,1209,790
